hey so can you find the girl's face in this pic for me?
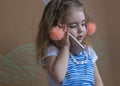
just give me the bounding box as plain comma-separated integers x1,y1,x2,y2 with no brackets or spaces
63,8,86,43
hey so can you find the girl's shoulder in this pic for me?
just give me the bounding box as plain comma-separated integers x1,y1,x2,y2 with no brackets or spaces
44,45,59,56
40,45,59,64
87,46,98,63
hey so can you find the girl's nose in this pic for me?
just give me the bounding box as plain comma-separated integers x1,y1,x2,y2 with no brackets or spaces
77,26,82,33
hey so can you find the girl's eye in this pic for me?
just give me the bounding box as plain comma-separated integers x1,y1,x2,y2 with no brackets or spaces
81,22,86,26
69,23,78,29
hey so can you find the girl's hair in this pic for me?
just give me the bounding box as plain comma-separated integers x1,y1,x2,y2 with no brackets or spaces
36,0,90,63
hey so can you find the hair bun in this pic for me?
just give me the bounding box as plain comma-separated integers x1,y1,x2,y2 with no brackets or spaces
87,22,96,35
49,26,64,41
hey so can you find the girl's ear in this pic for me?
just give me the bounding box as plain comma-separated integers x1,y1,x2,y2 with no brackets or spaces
86,22,96,35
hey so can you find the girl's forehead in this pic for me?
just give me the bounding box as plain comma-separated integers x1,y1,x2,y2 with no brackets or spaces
63,8,85,24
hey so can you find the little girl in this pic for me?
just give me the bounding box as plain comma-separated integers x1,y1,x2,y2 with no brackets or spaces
36,0,104,86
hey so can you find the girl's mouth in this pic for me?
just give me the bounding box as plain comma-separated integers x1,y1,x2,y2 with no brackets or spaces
77,35,84,40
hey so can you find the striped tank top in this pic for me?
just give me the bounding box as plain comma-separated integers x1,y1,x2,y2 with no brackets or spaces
41,45,97,86
62,50,95,86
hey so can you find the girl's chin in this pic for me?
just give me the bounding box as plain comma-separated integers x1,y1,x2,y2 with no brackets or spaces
78,40,83,43
77,38,83,43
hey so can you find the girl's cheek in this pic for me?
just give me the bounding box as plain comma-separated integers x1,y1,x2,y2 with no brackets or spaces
69,30,77,37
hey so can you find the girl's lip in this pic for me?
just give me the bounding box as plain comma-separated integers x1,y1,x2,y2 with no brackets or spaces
77,35,83,40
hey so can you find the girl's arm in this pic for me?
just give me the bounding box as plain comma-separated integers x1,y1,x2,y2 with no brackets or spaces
44,45,69,82
94,63,104,86
44,27,70,82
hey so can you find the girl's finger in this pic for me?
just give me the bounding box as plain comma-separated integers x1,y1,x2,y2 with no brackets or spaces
65,26,70,39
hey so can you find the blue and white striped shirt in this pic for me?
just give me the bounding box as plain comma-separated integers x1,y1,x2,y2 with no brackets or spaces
41,45,98,86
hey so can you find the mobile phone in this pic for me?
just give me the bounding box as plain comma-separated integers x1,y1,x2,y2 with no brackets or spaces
69,33,84,55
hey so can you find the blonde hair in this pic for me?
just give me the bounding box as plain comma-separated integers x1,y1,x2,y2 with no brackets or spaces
36,0,92,63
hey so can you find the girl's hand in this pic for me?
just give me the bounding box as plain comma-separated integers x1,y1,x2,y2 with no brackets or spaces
55,24,70,48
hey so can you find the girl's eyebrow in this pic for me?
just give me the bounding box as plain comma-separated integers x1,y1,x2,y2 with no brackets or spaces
68,22,78,26
81,19,86,23
67,19,86,26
